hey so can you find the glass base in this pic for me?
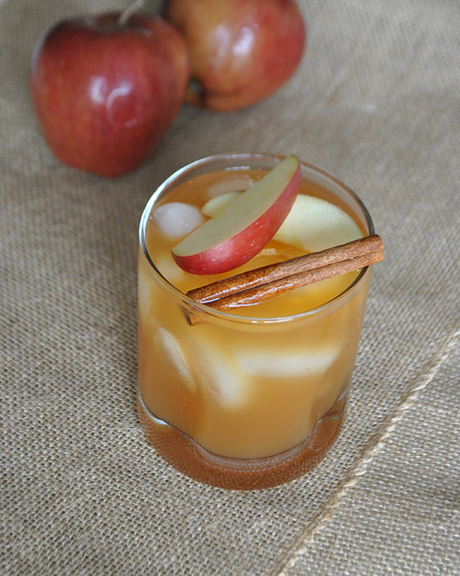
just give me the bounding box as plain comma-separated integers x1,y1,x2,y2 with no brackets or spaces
137,393,347,490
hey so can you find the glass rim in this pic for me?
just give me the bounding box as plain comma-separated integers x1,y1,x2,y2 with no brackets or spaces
139,152,375,326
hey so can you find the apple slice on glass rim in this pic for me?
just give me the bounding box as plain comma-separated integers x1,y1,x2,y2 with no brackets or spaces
172,154,302,275
201,188,364,252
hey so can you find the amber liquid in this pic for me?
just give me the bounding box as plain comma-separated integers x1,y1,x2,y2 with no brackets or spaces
138,168,371,489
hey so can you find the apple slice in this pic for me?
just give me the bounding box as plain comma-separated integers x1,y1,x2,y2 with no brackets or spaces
274,194,364,252
201,190,243,217
199,186,364,253
172,154,301,275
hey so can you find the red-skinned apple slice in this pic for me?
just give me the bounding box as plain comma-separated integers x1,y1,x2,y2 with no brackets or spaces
172,154,301,275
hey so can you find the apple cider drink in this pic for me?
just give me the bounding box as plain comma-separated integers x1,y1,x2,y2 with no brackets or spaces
138,154,377,490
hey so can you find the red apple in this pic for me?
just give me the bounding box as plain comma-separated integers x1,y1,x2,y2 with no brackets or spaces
30,11,189,177
172,154,301,275
162,0,306,112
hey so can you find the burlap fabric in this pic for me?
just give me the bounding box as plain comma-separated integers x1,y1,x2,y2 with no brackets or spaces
1,0,459,573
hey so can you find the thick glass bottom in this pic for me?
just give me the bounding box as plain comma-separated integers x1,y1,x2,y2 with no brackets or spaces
137,393,347,490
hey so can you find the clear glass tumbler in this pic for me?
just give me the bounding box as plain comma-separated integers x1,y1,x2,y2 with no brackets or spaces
138,153,374,490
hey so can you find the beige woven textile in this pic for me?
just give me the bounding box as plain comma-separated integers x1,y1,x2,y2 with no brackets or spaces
1,0,459,573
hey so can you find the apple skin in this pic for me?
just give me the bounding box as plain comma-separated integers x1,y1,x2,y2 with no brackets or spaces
162,0,306,112
30,12,189,178
172,155,302,275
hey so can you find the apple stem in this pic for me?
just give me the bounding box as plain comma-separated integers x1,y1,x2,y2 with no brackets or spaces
119,0,144,26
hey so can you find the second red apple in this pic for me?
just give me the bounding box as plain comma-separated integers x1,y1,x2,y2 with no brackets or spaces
162,0,306,112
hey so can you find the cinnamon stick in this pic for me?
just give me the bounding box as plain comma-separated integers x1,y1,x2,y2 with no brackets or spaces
185,234,384,325
188,235,383,302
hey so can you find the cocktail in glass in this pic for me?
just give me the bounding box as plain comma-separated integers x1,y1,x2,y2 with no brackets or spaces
138,153,375,490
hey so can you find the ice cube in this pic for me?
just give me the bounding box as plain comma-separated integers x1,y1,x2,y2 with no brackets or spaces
196,340,251,409
235,346,339,378
152,202,205,238
155,327,196,391
138,261,155,317
155,252,187,284
208,175,254,198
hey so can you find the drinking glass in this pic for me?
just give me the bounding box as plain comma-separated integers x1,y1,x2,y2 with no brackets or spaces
138,153,374,490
